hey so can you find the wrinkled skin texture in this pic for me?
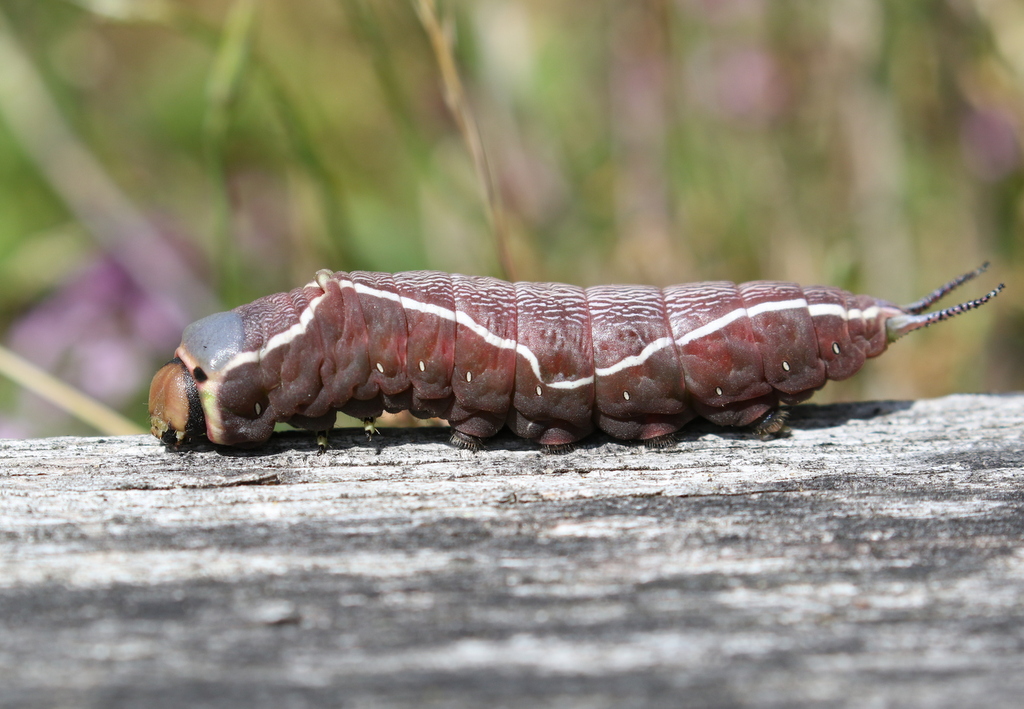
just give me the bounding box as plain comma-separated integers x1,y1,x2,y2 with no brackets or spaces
149,269,907,448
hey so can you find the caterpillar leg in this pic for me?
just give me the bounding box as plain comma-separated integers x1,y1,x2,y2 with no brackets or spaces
643,433,679,449
450,430,485,451
316,430,330,455
362,417,379,441
283,412,337,453
542,442,577,455
753,408,791,440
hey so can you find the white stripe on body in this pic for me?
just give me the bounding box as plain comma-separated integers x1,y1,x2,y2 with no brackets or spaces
219,290,330,374
219,275,881,389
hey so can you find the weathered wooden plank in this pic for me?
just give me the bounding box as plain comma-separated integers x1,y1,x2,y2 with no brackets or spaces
1,393,1023,708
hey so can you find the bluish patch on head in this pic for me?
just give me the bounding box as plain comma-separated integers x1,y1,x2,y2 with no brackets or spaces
181,311,246,372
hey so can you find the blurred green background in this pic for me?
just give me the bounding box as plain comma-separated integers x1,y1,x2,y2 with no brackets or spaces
0,0,1020,438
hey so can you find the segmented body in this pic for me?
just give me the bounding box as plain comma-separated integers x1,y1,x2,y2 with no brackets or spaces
160,269,909,447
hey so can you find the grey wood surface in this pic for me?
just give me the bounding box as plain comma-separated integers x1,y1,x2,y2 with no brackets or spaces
1,393,1023,708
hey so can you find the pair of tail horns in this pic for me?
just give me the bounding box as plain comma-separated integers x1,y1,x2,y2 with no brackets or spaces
887,262,1003,341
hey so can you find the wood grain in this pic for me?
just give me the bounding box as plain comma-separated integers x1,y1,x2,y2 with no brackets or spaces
2,394,1023,708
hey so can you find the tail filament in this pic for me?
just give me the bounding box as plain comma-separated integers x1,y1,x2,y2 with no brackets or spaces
887,267,1003,342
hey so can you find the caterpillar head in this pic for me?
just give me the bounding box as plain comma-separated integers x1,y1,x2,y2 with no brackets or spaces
148,357,204,445
149,310,275,447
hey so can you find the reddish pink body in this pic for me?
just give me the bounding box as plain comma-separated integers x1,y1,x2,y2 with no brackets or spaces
167,270,905,447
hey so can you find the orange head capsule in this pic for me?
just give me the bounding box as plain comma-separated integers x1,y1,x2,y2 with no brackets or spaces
148,357,205,445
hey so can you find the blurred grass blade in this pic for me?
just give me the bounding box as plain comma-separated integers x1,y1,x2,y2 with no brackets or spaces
414,0,516,281
206,0,258,152
0,345,146,436
204,0,258,299
0,7,218,321
341,0,433,172
71,0,356,271
64,0,178,23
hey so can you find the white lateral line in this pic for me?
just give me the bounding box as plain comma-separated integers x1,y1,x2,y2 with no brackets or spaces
223,277,875,388
220,291,329,374
353,281,591,389
352,280,524,355
221,351,259,371
594,337,675,377
675,307,749,347
807,303,880,321
807,303,847,318
745,298,808,318
265,293,327,352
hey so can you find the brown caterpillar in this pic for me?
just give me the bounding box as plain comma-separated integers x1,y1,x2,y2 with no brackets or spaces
148,265,1002,450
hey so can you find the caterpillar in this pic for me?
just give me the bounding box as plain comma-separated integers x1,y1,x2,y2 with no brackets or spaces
148,265,1002,451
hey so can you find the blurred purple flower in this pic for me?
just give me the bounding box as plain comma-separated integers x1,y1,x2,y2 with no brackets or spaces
8,256,186,406
709,46,787,125
687,43,788,126
0,416,30,439
960,107,1021,182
